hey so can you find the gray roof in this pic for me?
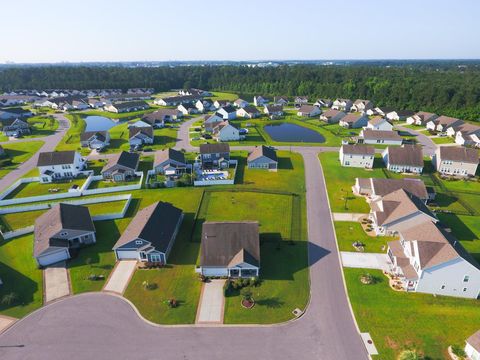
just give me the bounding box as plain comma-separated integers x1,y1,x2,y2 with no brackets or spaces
248,145,278,162
129,126,153,139
242,105,260,114
200,222,260,267
112,101,149,110
387,145,424,167
37,151,77,166
102,151,139,172
113,201,183,253
154,148,186,167
438,146,479,164
341,144,375,156
80,131,107,142
362,129,403,141
199,143,230,154
34,203,95,257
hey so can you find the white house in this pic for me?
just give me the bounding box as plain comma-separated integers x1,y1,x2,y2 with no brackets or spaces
426,115,463,133
213,100,230,109
273,96,289,106
339,113,369,128
297,105,321,117
366,116,393,131
452,123,480,147
204,113,224,132
198,221,260,278
339,144,375,169
332,99,353,112
465,330,480,360
177,103,199,115
37,151,86,183
253,96,268,106
382,145,424,174
359,129,403,145
213,121,241,142
385,110,415,122
195,99,214,113
217,105,237,120
233,99,249,108
314,98,332,108
236,106,260,119
387,220,480,299
432,146,479,177
406,111,438,126
129,127,154,147
351,99,374,113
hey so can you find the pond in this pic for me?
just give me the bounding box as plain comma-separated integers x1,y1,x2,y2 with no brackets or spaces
263,123,325,143
84,116,117,132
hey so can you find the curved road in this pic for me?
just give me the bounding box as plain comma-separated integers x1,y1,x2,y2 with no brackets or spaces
0,117,368,360
0,114,70,192
395,124,437,156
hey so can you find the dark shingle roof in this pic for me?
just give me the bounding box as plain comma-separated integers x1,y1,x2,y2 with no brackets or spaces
342,144,375,156
129,126,153,139
387,145,424,167
200,222,260,267
102,151,139,172
112,101,149,110
37,151,77,166
154,148,186,167
80,131,107,142
113,202,183,253
438,146,479,164
199,143,230,154
248,145,278,162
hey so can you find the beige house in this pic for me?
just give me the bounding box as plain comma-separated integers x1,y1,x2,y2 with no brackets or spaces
466,330,480,360
353,177,430,203
433,146,479,177
339,144,375,168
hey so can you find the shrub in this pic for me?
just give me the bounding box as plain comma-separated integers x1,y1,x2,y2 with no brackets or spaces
223,280,232,296
142,281,157,290
240,287,253,302
451,344,466,359
168,298,178,308
397,350,424,360
1,292,19,305
360,273,375,285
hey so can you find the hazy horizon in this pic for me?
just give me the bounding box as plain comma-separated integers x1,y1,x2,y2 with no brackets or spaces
3,0,479,63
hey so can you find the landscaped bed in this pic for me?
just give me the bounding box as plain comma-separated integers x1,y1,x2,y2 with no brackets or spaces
345,267,480,360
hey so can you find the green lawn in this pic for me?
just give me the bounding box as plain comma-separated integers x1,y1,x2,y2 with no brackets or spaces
55,113,85,152
80,108,158,120
25,115,59,137
334,222,397,253
345,268,480,360
207,91,239,101
5,178,87,199
0,140,44,179
431,136,455,144
0,234,43,318
319,152,388,213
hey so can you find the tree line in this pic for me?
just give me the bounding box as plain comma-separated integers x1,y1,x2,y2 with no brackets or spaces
1,64,479,120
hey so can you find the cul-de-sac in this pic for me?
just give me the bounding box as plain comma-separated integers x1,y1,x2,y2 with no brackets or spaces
1,4,480,359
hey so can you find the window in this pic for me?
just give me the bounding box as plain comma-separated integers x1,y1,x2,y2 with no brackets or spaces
60,232,68,237
441,285,445,290
463,288,467,292
464,275,470,282
135,240,143,245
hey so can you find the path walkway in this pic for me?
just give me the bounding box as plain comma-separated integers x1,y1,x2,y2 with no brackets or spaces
341,251,392,272
196,280,225,324
0,114,70,192
103,261,137,294
332,212,368,222
44,262,70,304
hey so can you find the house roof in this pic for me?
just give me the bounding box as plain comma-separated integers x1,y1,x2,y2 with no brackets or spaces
80,131,107,142
362,129,402,141
265,104,283,113
154,148,185,167
241,105,260,114
37,151,77,166
394,110,415,117
34,204,95,257
248,145,278,163
387,145,423,167
199,143,230,154
322,109,344,118
467,330,480,352
298,105,318,113
129,126,153,139
234,99,247,105
413,111,437,121
219,105,236,113
341,113,364,124
200,221,260,267
341,144,375,156
375,107,395,114
438,146,479,164
102,151,139,173
368,116,389,126
434,115,463,128
113,202,183,253
354,99,372,106
367,178,429,200
112,101,149,110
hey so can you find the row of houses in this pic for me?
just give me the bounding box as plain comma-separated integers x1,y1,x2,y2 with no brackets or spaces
3,88,153,99
340,144,479,177
352,177,480,299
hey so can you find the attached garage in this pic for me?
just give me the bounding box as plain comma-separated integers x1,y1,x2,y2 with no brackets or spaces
36,248,70,267
115,250,140,260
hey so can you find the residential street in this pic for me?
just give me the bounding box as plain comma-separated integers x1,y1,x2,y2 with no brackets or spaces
0,114,70,192
395,124,437,156
0,145,368,360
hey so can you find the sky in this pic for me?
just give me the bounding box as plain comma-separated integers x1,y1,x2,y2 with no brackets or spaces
2,0,480,63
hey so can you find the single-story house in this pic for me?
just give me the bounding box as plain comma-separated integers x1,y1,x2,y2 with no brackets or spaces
34,204,96,267
320,109,346,124
294,96,309,107
339,113,369,128
237,105,260,119
113,202,183,264
455,125,480,147
1,118,31,136
432,146,479,177
263,104,284,118
247,145,278,170
382,145,424,173
314,98,332,108
351,99,374,113
273,96,289,106
102,151,140,182
104,101,150,113
369,107,395,117
297,105,321,117
204,113,224,132
332,99,353,112
212,121,241,142
253,96,268,106
143,109,182,124
213,100,231,109
153,148,188,177
0,107,33,120
366,116,393,131
217,105,237,120
466,330,480,360
154,94,201,106
80,131,110,149
406,111,438,126
339,144,375,169
233,99,249,108
177,102,199,115
129,126,154,146
37,151,86,183
358,129,403,145
198,221,260,277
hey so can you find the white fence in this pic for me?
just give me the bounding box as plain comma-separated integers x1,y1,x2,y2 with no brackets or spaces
82,172,143,196
1,226,35,240
194,160,238,187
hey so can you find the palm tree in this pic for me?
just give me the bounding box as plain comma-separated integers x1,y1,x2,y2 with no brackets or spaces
397,350,424,360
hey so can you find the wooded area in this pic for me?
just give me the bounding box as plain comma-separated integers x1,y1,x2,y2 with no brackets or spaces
1,64,479,120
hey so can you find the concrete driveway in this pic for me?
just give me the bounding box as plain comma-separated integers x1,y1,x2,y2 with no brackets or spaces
44,262,70,303
341,251,392,272
103,261,137,294
196,280,225,324
332,212,367,221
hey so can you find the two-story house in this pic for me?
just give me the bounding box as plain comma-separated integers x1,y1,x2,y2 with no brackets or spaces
199,143,230,169
382,145,424,173
339,144,375,169
339,113,369,128
37,151,86,183
432,146,479,177
406,111,438,126
332,99,353,112
320,109,346,124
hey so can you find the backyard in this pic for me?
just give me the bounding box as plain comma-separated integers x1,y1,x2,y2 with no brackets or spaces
334,221,397,253
4,178,87,199
0,141,44,179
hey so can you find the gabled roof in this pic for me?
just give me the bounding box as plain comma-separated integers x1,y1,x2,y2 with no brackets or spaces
362,129,402,141
241,105,260,114
34,204,95,257
341,144,375,156
413,111,437,121
80,131,107,142
298,105,318,113
434,115,463,128
387,145,423,167
367,178,429,201
154,148,186,167
102,151,139,172
113,202,183,253
219,105,236,114
265,104,283,113
322,109,344,118
200,221,260,267
438,146,479,164
248,145,278,162
234,98,248,105
111,100,149,110
341,113,365,124
199,143,230,154
129,126,153,139
368,116,389,126
37,151,77,166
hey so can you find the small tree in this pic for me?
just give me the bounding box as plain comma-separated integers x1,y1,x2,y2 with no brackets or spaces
240,287,253,302
397,350,424,360
451,344,466,359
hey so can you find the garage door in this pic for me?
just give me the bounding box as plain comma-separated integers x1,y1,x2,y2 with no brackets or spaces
38,249,70,267
116,250,139,260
